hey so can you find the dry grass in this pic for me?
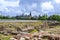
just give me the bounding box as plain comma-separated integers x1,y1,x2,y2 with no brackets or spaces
0,21,60,40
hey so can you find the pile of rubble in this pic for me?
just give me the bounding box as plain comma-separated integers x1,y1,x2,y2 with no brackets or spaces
10,31,47,40
10,31,60,40
10,32,41,40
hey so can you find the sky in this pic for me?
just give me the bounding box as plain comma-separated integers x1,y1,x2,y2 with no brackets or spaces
0,0,60,16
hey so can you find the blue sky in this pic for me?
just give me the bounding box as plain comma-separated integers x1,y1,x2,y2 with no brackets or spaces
0,0,60,16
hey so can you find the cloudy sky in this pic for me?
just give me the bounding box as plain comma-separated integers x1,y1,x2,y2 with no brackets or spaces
0,0,60,16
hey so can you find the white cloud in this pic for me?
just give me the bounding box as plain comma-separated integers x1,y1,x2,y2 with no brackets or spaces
41,2,54,10
54,0,60,3
31,3,37,8
15,10,22,14
32,11,40,16
41,1,54,13
27,3,37,10
0,6,5,11
5,0,19,7
0,0,19,7
25,12,29,15
0,0,20,13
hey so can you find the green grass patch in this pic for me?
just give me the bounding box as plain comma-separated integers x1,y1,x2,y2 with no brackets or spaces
30,29,38,34
0,34,12,40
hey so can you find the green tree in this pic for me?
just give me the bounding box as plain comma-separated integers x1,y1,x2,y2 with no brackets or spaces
48,14,60,21
38,14,48,20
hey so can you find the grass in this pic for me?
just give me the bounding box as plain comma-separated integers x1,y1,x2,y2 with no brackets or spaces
0,34,12,40
45,25,60,34
30,29,38,34
0,21,43,28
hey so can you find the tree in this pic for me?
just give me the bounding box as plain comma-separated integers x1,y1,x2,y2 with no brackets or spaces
38,14,48,20
48,14,60,21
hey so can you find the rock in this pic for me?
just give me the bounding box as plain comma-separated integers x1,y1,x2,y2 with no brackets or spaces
20,37,25,40
10,38,17,40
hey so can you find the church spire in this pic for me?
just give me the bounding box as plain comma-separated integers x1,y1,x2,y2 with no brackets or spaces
29,12,32,16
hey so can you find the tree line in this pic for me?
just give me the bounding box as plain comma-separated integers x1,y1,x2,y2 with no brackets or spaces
0,14,60,21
